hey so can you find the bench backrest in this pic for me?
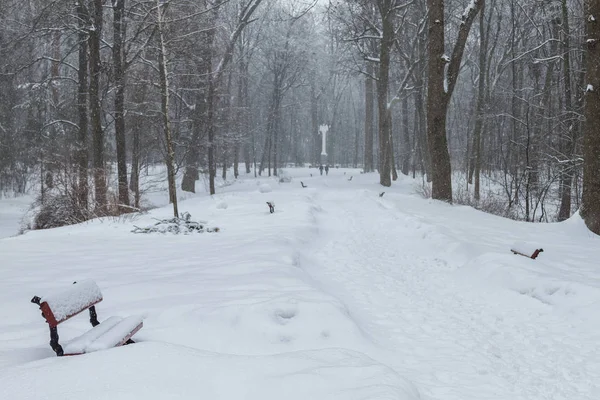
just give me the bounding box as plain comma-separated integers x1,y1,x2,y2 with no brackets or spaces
32,280,103,327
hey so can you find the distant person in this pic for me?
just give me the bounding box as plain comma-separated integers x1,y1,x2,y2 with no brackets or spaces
325,165,329,175
319,165,324,175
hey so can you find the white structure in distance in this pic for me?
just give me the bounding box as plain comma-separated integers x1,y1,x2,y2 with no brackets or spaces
319,124,329,156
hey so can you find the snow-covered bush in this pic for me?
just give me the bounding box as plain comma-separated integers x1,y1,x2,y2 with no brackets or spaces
26,190,90,230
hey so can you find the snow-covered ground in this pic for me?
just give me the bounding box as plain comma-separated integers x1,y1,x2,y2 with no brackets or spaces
1,168,598,400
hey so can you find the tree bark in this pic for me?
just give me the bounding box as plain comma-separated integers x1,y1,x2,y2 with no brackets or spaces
581,0,600,233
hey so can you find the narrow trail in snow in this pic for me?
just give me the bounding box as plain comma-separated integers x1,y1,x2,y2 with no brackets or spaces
301,186,597,400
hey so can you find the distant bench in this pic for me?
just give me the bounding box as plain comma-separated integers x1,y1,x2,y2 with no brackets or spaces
510,242,544,260
31,280,143,356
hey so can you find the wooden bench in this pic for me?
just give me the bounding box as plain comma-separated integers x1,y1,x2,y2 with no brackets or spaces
510,242,544,260
31,280,143,356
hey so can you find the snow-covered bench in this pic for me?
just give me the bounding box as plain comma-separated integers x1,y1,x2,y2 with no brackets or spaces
31,280,143,356
510,242,544,260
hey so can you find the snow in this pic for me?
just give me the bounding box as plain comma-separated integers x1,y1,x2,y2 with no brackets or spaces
1,168,600,400
40,280,103,322
0,343,418,400
587,84,594,92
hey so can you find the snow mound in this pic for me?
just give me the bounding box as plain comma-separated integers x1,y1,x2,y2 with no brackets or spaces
259,183,272,193
457,252,600,310
155,293,369,354
216,201,228,210
0,342,420,400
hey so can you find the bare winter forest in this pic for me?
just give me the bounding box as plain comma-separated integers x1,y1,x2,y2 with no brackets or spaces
1,0,600,232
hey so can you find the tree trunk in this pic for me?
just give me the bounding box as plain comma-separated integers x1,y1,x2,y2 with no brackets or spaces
130,118,141,208
181,20,217,193
222,72,234,181
89,0,107,208
129,85,146,209
376,1,393,187
557,0,575,221
76,1,89,212
241,55,252,174
156,0,178,217
473,2,487,201
207,79,217,194
364,62,375,172
426,0,484,202
426,0,452,201
415,79,430,180
581,0,600,233
311,76,320,166
113,0,129,210
401,95,410,176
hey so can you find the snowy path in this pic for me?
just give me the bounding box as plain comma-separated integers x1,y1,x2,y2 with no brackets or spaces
1,169,599,400
302,179,600,400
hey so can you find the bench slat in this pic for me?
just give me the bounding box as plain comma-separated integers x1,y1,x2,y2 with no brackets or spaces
63,316,143,355
63,316,124,355
87,316,143,352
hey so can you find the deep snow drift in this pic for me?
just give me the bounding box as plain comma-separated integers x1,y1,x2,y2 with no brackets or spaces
0,168,598,400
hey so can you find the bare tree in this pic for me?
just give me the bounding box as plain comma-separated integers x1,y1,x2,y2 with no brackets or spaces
426,0,484,202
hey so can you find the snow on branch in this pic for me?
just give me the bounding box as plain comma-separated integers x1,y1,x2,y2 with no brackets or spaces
462,0,479,22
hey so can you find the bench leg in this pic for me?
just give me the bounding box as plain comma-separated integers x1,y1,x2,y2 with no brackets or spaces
89,305,100,327
49,326,64,356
